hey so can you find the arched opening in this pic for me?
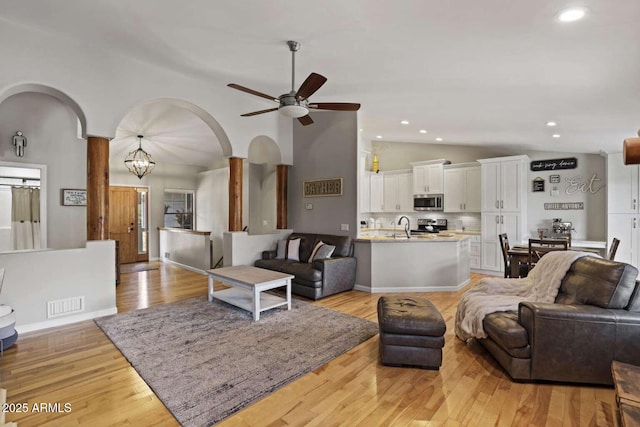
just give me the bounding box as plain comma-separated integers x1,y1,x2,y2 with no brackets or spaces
0,85,89,251
109,98,232,266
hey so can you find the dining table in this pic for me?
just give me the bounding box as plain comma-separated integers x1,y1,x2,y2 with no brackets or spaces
507,245,602,278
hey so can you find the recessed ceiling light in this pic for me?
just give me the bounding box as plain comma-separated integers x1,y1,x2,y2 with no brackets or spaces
546,121,557,127
419,130,427,134
558,8,587,22
376,135,382,139
400,120,409,125
435,138,443,142
552,134,561,138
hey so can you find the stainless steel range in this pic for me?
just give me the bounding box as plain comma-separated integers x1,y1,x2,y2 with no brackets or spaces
411,218,448,234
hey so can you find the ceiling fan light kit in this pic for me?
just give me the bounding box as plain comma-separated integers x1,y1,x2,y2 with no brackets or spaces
228,40,360,125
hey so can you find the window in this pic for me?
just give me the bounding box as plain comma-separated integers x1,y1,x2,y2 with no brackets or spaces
164,189,194,230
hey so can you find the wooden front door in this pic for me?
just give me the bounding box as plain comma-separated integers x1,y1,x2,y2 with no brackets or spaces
109,186,138,264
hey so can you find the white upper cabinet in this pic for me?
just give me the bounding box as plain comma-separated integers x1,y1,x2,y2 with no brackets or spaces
369,173,384,213
443,163,481,213
383,171,413,212
410,160,449,194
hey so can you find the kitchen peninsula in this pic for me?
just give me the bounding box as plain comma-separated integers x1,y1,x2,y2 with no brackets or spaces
353,234,471,293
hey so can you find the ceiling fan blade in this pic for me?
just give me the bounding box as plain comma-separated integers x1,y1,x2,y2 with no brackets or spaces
241,108,279,117
228,84,277,102
298,115,314,126
296,73,327,101
308,102,361,111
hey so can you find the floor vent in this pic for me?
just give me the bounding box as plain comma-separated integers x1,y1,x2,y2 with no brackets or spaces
47,296,85,318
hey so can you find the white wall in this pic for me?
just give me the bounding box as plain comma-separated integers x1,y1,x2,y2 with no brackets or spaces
223,230,291,267
0,240,117,333
0,19,291,159
159,229,211,272
197,168,230,267
0,92,87,249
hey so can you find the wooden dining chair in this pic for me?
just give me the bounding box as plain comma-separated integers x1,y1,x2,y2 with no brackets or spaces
608,238,621,260
528,238,569,271
499,233,528,278
498,233,511,278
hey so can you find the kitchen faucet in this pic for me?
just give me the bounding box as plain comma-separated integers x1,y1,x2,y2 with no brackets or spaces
398,216,411,239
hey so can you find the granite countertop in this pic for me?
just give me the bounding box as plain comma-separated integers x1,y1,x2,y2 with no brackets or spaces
355,234,470,243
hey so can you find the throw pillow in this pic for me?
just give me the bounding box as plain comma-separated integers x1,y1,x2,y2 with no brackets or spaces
276,239,287,259
311,244,336,261
308,241,325,263
287,238,301,261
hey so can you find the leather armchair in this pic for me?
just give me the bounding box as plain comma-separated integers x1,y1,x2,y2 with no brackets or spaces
479,256,640,385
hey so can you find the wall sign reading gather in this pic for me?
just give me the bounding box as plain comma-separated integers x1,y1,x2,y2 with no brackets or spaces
303,177,343,197
530,157,577,171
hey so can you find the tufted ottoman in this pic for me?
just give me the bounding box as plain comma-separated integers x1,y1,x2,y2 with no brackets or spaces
377,296,446,369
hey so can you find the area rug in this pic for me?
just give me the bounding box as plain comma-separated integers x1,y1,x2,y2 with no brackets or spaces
95,296,378,426
120,262,159,274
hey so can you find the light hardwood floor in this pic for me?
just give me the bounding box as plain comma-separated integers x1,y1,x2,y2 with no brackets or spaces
0,263,619,426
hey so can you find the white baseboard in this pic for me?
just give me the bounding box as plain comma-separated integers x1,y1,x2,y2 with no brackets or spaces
161,258,208,275
15,307,118,334
471,268,502,276
354,278,470,294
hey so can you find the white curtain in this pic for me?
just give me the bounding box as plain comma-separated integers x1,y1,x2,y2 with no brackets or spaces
10,187,40,250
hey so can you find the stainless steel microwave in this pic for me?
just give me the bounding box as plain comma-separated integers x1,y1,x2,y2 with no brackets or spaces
414,194,444,211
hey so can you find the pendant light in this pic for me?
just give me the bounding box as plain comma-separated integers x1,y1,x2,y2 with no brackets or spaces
124,135,155,179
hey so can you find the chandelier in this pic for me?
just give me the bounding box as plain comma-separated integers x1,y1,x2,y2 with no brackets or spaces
124,135,155,179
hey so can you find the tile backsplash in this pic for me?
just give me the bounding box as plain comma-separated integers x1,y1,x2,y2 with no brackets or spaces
361,212,481,231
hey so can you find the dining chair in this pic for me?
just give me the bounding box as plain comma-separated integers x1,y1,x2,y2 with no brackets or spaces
499,233,528,278
528,238,569,271
608,237,621,260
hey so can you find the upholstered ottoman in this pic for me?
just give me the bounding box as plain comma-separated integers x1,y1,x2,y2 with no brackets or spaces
377,296,446,369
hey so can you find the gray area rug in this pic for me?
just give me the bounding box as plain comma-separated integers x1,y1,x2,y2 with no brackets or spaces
95,296,378,426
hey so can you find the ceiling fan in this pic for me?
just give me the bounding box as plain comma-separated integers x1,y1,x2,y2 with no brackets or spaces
228,40,360,126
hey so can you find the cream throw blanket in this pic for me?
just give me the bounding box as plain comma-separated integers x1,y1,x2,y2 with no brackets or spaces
455,250,598,342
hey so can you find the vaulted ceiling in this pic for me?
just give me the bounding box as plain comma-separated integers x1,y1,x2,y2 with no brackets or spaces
3,0,639,162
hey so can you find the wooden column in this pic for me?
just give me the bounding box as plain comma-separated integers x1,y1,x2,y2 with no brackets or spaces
228,157,243,231
276,164,289,229
87,136,110,240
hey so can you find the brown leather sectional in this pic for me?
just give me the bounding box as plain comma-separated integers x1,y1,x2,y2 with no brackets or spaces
479,256,640,385
255,232,356,300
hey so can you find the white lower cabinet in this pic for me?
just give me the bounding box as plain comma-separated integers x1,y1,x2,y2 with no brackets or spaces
469,235,481,269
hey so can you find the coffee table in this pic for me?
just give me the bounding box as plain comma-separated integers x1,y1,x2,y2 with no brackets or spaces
206,265,293,321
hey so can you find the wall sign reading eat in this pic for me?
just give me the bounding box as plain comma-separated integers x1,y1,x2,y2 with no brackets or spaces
530,157,577,171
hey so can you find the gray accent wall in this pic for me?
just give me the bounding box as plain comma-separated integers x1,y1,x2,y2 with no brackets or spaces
290,111,358,237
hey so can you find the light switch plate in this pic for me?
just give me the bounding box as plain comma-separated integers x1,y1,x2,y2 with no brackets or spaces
341,224,349,231
305,203,313,210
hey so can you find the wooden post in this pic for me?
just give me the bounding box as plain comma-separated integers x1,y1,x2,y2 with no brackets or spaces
228,157,243,231
276,164,289,229
87,136,110,240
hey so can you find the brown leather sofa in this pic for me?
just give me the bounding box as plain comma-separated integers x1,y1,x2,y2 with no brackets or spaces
255,232,356,300
479,256,640,385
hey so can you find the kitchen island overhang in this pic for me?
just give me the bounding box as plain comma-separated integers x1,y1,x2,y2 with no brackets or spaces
353,235,471,293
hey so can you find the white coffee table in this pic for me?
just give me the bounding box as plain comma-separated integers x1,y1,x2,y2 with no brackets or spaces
206,265,293,321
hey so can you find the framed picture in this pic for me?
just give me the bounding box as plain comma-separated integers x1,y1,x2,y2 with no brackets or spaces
61,189,87,206
532,177,545,192
549,174,561,183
